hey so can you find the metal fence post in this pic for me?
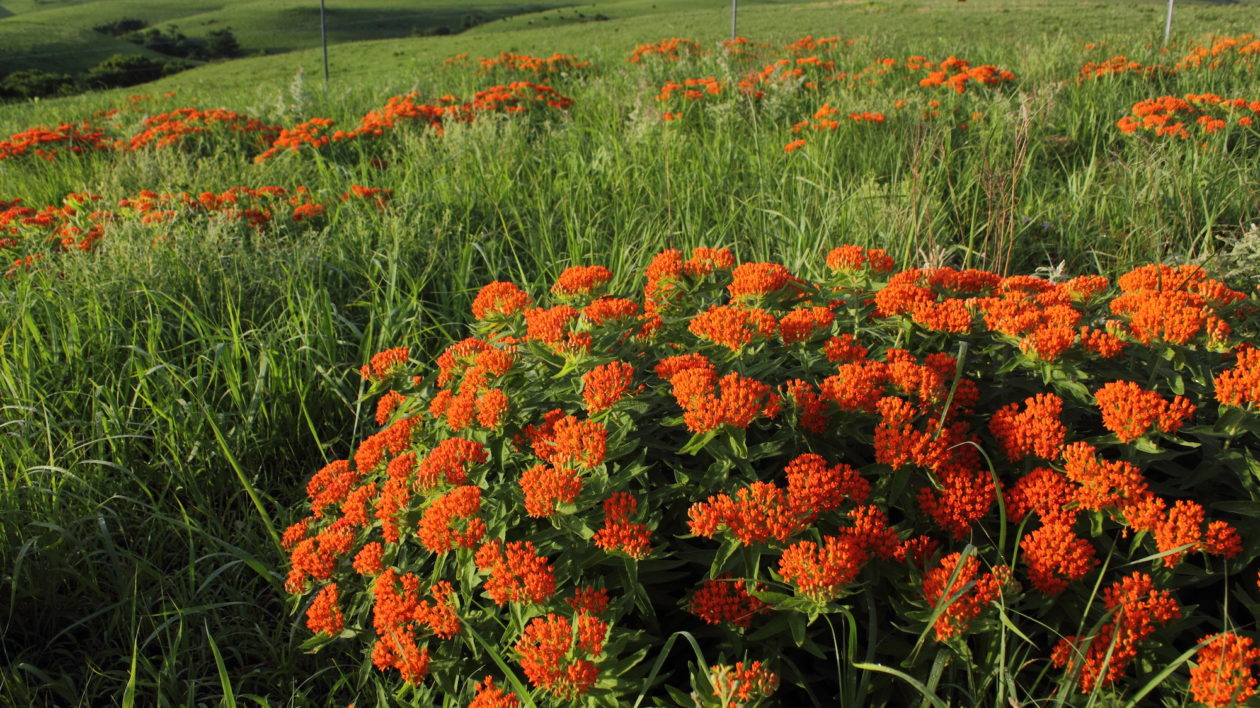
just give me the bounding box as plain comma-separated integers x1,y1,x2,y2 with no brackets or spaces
320,0,330,87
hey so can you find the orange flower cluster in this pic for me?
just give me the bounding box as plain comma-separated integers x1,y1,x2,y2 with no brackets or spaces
627,38,704,63
657,76,723,102
417,485,486,553
1190,632,1260,707
1078,56,1172,81
921,552,1011,640
688,305,778,351
688,575,769,627
916,56,1017,93
370,571,461,684
469,676,520,708
256,83,572,162
0,185,384,272
592,492,652,559
989,392,1066,460
875,267,1000,333
709,661,779,708
472,281,533,321
127,108,280,151
1051,572,1180,692
360,346,410,382
657,76,724,120
581,360,636,413
1094,380,1195,442
738,56,837,98
1117,93,1260,139
514,611,607,699
1109,263,1243,346
552,264,612,296
1019,522,1099,595
826,244,895,274
688,453,869,546
660,357,778,433
791,102,886,134
0,121,115,161
305,583,344,636
785,35,852,54
287,246,1258,702
1215,345,1260,408
475,539,556,606
428,337,517,431
1176,33,1260,70
477,51,590,76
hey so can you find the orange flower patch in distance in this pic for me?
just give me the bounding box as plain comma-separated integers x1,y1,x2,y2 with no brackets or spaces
0,121,116,162
627,38,704,63
1117,94,1260,139
476,51,591,77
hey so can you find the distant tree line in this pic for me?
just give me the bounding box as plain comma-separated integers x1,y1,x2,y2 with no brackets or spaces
0,19,240,100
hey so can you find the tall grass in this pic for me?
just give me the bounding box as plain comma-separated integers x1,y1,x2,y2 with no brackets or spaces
2,4,1259,703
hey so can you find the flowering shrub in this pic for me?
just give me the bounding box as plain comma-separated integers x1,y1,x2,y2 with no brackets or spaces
126,108,281,152
0,185,392,277
1117,93,1260,139
627,38,704,64
476,52,592,77
255,82,573,162
285,247,1260,705
656,77,725,122
0,121,116,161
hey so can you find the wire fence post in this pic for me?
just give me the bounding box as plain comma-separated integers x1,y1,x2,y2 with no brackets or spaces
730,0,738,41
1163,0,1174,46
320,0,330,88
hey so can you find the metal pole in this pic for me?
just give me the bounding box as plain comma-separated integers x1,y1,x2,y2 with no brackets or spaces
730,0,737,41
1163,0,1174,46
320,0,330,87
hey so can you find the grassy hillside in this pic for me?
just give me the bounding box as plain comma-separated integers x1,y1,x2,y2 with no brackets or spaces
2,0,1260,705
4,0,1256,119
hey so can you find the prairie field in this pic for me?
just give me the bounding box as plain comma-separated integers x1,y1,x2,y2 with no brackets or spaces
2,0,1260,706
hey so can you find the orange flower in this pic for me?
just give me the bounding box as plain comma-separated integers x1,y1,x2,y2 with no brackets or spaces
988,393,1066,461
1190,633,1260,707
475,540,556,606
709,662,779,706
1019,522,1098,594
688,575,769,627
1215,345,1260,408
469,676,521,708
472,281,532,320
689,305,777,352
1051,572,1180,692
515,613,606,700
417,485,486,553
778,306,835,344
778,535,867,603
305,583,345,636
360,346,410,381
1094,380,1195,442
922,553,1010,641
592,492,652,559
552,265,612,296
581,361,635,413
519,464,582,518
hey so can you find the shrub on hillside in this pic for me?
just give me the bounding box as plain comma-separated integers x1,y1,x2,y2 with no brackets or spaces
85,54,184,89
0,69,77,99
92,18,148,37
284,247,1260,705
205,28,241,60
